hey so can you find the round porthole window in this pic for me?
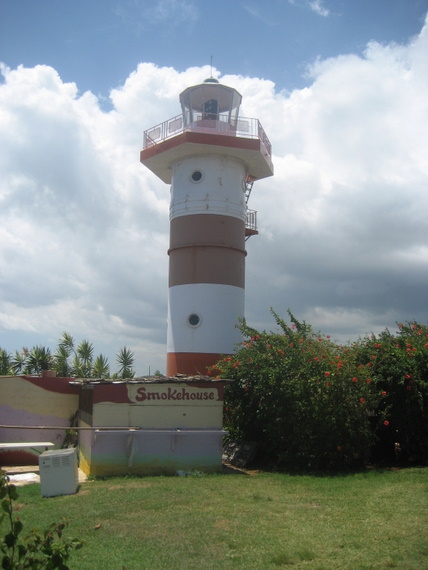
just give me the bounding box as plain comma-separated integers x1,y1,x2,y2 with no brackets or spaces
188,313,201,327
191,170,203,183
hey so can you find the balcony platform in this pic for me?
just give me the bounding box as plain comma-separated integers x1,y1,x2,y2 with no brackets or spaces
141,115,274,184
141,130,272,184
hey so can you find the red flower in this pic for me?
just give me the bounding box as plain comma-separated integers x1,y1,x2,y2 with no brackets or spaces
383,420,389,426
326,382,331,387
405,374,412,379
360,398,365,403
326,335,331,339
382,391,387,397
325,372,331,377
366,378,371,384
352,377,358,383
337,446,342,452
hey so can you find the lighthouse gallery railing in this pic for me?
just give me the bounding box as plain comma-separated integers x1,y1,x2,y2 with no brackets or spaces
142,113,272,159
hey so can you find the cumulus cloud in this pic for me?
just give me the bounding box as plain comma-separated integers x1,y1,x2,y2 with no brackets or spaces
0,17,427,373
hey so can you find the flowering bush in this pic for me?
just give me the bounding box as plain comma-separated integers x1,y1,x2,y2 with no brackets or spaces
354,321,428,464
211,310,428,470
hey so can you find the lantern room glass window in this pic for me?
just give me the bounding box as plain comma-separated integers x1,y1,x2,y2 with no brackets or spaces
180,78,242,129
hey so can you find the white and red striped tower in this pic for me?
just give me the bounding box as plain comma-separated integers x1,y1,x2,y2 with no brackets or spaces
140,78,273,376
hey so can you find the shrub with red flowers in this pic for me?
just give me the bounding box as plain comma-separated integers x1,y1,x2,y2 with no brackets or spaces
212,310,386,471
354,321,428,465
212,310,428,470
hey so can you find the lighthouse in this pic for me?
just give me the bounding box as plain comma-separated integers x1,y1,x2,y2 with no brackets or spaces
140,77,273,376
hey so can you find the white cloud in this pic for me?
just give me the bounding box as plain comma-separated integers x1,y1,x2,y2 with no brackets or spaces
0,16,427,373
309,0,329,17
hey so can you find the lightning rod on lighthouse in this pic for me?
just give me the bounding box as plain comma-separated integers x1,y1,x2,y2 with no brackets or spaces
140,76,273,376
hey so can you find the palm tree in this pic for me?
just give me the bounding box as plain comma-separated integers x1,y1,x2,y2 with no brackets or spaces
26,346,54,374
115,347,135,379
3,332,136,379
92,354,110,378
54,344,73,377
56,332,95,377
11,348,29,375
58,332,75,356
0,348,12,375
76,340,94,377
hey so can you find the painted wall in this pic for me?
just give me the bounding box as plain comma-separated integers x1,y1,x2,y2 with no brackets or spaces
78,380,228,476
0,375,230,475
0,375,79,465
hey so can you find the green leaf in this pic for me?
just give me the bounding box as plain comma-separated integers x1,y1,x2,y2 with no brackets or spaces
13,520,23,536
3,532,16,548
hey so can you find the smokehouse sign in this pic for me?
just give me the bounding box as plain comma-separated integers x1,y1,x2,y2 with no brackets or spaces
126,384,220,404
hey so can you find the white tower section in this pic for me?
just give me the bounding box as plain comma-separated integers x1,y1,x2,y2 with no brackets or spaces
140,78,273,376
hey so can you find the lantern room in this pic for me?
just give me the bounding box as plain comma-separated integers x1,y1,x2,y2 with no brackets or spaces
179,77,242,128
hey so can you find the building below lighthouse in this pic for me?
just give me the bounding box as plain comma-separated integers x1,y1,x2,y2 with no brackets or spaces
140,77,273,376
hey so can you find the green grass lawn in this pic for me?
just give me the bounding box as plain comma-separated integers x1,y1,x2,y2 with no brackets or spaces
6,467,428,569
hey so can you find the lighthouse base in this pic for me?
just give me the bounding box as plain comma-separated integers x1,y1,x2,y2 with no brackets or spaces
167,352,222,377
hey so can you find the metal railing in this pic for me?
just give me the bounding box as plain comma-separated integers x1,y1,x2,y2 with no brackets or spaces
143,112,272,158
245,209,258,236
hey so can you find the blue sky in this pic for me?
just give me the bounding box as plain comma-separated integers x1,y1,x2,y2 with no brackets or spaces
2,0,426,98
0,0,427,375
